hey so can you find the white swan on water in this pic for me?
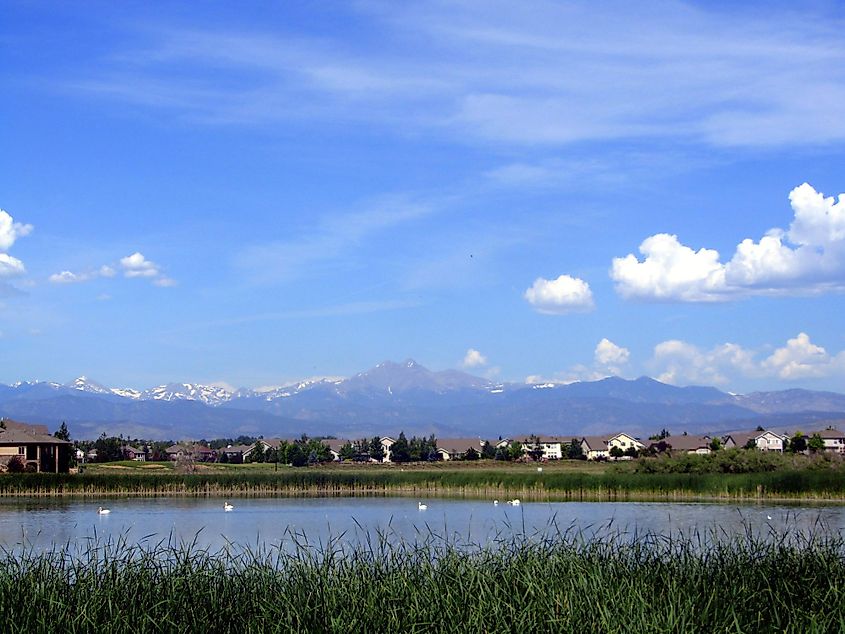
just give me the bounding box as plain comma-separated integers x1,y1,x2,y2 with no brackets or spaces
418,502,427,511
506,499,521,506
224,502,234,512
97,507,110,515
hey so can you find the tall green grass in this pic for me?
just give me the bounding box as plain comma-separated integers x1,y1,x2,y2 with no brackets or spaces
0,526,842,632
2,468,845,500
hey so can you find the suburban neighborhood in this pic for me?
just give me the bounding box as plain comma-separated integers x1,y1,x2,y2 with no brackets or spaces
0,415,837,472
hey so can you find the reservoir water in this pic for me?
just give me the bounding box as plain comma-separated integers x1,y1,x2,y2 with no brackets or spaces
1,497,843,553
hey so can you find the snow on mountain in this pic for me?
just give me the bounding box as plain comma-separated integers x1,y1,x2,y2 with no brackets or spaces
110,387,141,399
66,376,113,395
140,383,234,406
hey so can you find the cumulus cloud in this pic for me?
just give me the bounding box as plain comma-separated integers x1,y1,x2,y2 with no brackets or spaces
650,332,844,385
120,252,160,278
49,271,87,284
0,210,33,252
612,183,845,301
50,256,173,287
524,274,594,314
0,210,32,280
761,333,843,380
462,348,488,368
526,338,630,385
0,254,26,278
594,338,630,373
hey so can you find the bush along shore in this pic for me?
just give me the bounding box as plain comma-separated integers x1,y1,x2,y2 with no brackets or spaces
2,466,845,501
0,527,842,632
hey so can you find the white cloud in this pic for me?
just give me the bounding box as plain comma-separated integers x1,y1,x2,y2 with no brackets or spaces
153,277,177,288
0,254,26,278
594,338,630,373
120,252,160,278
0,210,33,252
762,333,844,380
70,5,845,148
49,271,87,284
50,256,172,287
650,332,845,385
524,274,594,314
462,348,488,368
612,183,845,301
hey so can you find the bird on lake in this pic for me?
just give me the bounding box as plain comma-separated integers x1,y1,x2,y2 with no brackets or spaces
767,515,772,520
418,502,427,511
507,499,521,506
97,507,110,515
224,502,234,512
493,500,499,506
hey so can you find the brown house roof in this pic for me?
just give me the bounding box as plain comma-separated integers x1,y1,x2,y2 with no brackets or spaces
650,436,710,452
0,420,71,445
437,438,484,454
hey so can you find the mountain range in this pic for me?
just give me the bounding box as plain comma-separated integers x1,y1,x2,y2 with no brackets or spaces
1,359,844,440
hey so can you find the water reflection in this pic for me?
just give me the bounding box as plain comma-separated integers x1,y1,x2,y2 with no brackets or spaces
0,497,842,553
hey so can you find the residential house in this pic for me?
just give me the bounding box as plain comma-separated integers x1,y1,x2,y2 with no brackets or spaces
243,438,292,461
581,433,644,460
219,444,251,463
322,439,349,461
379,436,395,463
122,445,147,461
580,436,610,461
648,435,711,455
808,427,845,454
436,438,485,461
723,430,787,452
513,436,564,460
165,443,215,462
0,418,72,473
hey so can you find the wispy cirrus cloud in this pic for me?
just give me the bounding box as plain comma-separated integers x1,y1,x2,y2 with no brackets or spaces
236,195,435,284
64,2,845,148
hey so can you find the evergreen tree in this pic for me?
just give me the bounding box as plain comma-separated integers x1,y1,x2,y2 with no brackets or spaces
391,432,411,463
54,421,71,441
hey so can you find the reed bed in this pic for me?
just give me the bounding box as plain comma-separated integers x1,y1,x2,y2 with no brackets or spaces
0,524,842,632
2,469,845,501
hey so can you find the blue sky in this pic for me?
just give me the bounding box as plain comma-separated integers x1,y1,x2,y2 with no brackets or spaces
2,0,845,392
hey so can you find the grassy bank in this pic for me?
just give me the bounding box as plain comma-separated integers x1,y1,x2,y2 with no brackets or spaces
0,529,842,632
3,466,845,501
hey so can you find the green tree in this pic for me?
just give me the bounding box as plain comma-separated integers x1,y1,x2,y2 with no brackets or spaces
609,446,624,460
480,441,496,460
525,435,543,461
790,432,807,453
94,434,123,463
808,433,826,453
53,422,71,441
463,447,480,461
391,432,411,463
339,442,357,461
369,437,385,462
567,439,584,460
288,443,307,467
624,446,639,458
709,437,722,451
508,441,524,461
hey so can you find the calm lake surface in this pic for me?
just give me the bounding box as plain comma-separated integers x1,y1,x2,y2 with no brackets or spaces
0,497,843,553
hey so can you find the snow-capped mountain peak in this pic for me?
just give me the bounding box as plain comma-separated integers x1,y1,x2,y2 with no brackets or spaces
140,383,234,406
66,376,112,395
